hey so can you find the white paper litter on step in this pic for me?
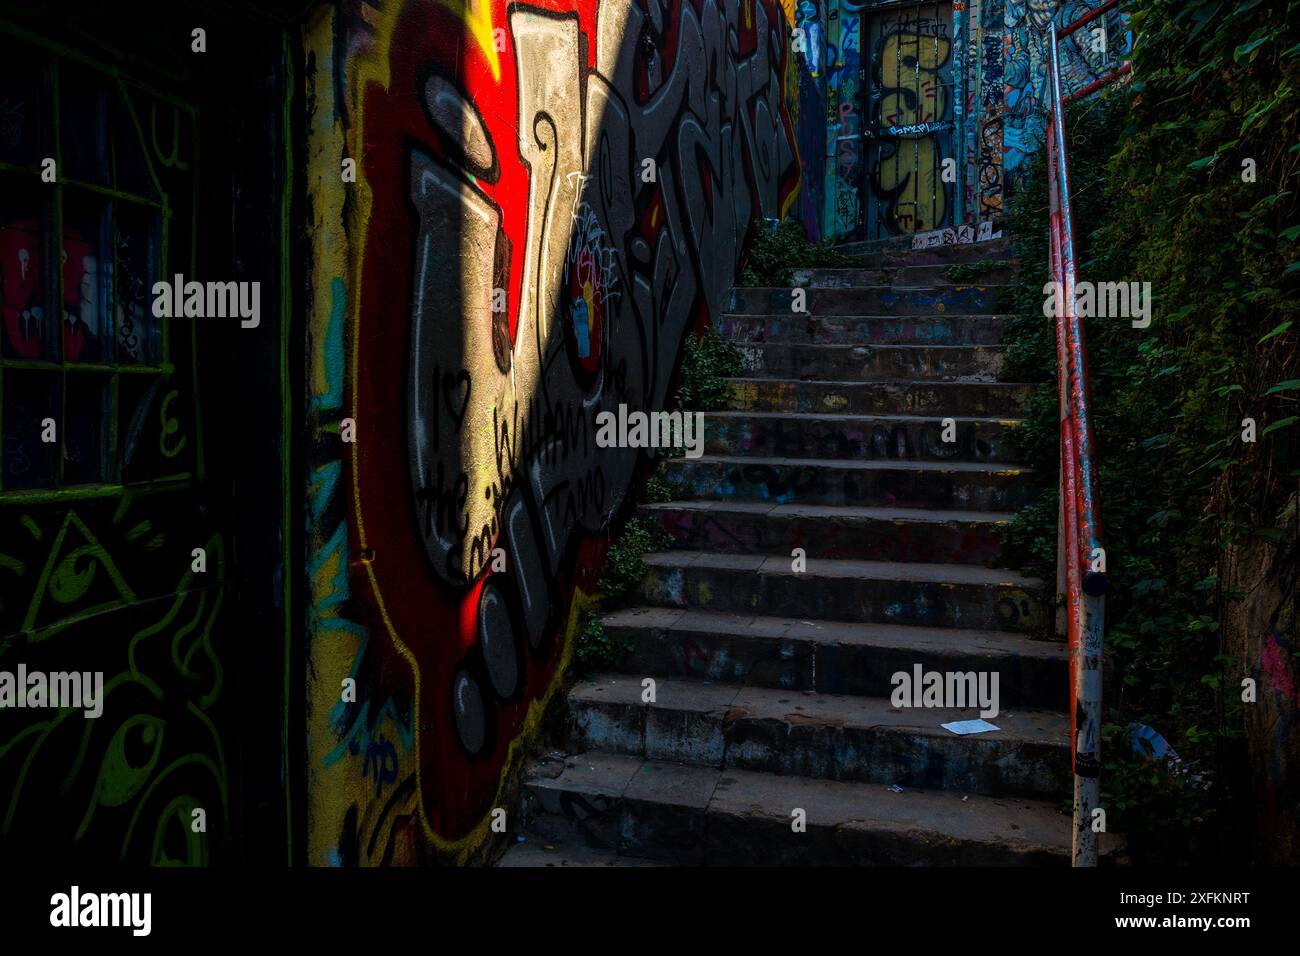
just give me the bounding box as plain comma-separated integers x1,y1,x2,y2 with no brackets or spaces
941,718,1000,735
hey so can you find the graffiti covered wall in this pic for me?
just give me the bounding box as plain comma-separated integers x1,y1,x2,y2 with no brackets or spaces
822,0,864,239
808,0,1129,237
957,0,1006,227
1003,0,1130,193
819,0,999,243
0,24,240,866
862,2,956,239
787,0,829,241
1223,496,1300,864
304,0,801,864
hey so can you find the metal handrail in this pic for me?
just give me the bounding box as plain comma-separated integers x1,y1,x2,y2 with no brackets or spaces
1046,0,1129,867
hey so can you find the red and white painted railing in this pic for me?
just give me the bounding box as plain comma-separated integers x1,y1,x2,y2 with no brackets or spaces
1046,0,1130,867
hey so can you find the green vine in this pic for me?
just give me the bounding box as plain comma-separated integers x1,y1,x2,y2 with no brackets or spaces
996,0,1300,864
945,258,1012,282
740,218,853,287
575,323,733,668
574,617,631,669
575,515,671,669
675,325,745,412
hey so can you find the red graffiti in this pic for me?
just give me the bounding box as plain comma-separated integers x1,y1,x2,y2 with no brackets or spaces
344,0,799,844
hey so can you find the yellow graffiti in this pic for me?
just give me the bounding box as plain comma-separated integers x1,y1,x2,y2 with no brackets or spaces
877,32,951,234
439,0,502,83
305,0,583,864
880,33,951,110
877,143,947,234
308,0,806,865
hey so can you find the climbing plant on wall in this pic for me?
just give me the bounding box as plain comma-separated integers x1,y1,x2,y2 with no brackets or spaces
998,0,1299,863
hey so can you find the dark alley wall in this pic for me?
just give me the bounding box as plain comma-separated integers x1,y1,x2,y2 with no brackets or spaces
0,4,293,865
302,0,804,864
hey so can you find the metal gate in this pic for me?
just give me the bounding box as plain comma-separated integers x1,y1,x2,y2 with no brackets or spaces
862,1,956,239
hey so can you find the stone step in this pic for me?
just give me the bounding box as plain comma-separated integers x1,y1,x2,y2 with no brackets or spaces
726,378,1031,417
728,285,1008,316
517,752,1100,866
498,805,666,867
702,411,1022,464
738,343,1004,381
635,551,1045,634
602,606,1066,708
638,500,1010,565
791,262,1017,288
663,454,1035,511
567,676,1067,798
841,236,1013,268
496,838,665,867
717,313,1010,346
833,233,922,257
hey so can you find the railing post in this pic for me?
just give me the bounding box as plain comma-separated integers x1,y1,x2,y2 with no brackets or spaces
1056,484,1067,638
1047,19,1112,867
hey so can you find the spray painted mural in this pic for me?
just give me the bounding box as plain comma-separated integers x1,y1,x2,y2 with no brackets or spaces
305,0,800,864
1003,0,1130,192
822,0,864,239
977,0,1005,220
862,1,955,239
821,0,1000,243
788,0,828,241
0,57,229,864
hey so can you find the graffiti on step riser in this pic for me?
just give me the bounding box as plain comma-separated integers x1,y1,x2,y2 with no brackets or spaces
717,420,1001,461
306,0,800,862
652,507,1001,564
671,461,1028,511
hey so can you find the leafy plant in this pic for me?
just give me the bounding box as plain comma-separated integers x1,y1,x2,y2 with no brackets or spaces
1099,726,1223,865
675,324,744,412
740,217,853,286
597,515,670,608
640,459,681,503
574,617,632,669
945,258,1013,282
995,0,1300,863
574,515,671,671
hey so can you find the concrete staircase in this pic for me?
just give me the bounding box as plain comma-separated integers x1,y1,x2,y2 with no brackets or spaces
502,236,1087,866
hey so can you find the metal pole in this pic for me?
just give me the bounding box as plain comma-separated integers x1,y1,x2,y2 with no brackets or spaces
1048,24,1109,866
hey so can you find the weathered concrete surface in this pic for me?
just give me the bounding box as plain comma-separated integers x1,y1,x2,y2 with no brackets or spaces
636,551,1045,634
726,378,1031,416
717,313,1012,346
703,411,1023,463
569,675,1069,798
601,606,1066,706
515,752,1115,866
639,500,1012,564
727,285,1010,316
791,263,1016,288
840,235,1013,268
1222,492,1299,864
496,839,665,866
665,455,1036,511
511,238,1080,866
738,342,1005,381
